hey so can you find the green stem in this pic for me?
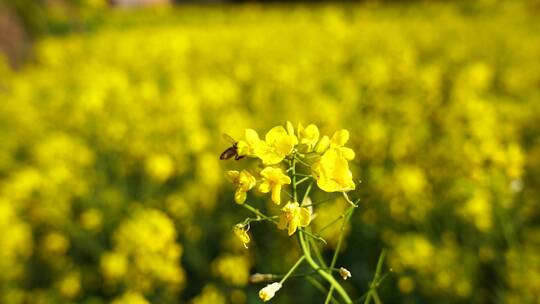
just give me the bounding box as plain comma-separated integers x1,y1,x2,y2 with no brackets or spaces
305,277,340,304
364,249,387,304
364,293,373,304
279,256,306,285
241,203,278,224
325,205,355,304
372,290,382,304
302,195,340,207
294,156,311,167
309,237,328,268
243,215,279,225
299,228,327,244
289,152,351,303
318,207,355,235
342,192,359,207
291,157,298,202
295,176,311,187
301,180,314,206
299,232,352,303
373,249,387,283
272,267,341,280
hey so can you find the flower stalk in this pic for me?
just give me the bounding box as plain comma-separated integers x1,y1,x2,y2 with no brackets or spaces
289,153,353,304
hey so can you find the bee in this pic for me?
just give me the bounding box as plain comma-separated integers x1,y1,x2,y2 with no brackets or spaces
220,134,245,160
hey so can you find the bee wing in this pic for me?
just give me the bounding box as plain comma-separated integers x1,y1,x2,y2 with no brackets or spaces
222,133,237,144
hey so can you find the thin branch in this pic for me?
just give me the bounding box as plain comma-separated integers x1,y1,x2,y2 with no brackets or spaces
295,176,311,187
306,277,340,304
325,204,356,304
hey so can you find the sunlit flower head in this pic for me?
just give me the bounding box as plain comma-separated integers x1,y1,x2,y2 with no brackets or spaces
259,282,282,302
258,167,291,205
278,201,311,236
254,126,298,165
312,148,355,192
226,170,256,204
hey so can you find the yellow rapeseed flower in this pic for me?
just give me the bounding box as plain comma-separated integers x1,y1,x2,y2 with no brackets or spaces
254,126,298,165
312,148,355,192
297,123,320,153
258,167,291,205
278,201,311,236
226,170,256,204
233,224,250,248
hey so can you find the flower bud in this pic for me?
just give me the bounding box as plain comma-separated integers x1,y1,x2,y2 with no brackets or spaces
339,267,352,280
249,273,274,284
259,282,282,302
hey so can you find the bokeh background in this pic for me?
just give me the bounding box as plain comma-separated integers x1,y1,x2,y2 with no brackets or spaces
1,0,540,303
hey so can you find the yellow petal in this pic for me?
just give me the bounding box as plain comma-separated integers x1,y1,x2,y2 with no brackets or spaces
265,126,288,143
274,136,295,156
259,166,274,179
278,174,291,185
313,149,355,192
298,208,311,227
261,167,290,184
254,143,284,165
234,190,247,204
239,170,256,191
286,121,295,136
271,185,282,205
236,140,250,156
245,128,261,145
314,135,330,153
302,124,320,147
331,129,350,147
258,181,271,193
288,220,298,236
340,147,356,160
297,123,305,136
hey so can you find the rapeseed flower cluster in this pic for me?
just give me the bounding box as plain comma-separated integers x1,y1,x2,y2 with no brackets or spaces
225,123,356,241
223,122,360,302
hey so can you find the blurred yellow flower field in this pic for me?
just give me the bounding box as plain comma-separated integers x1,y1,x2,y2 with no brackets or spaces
1,1,540,303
